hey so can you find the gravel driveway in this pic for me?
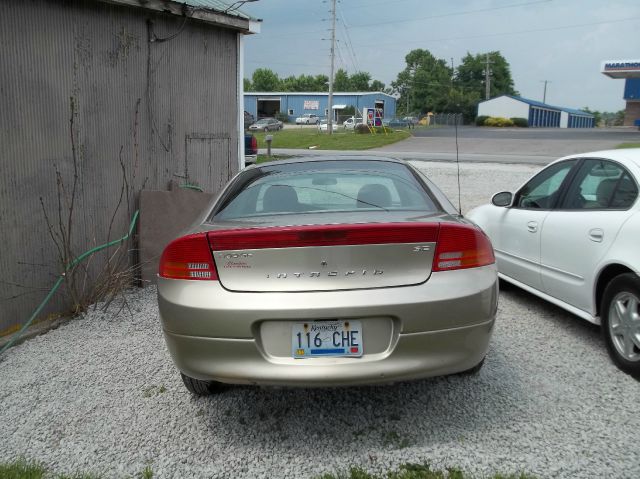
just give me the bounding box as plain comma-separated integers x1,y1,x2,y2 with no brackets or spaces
2,161,639,479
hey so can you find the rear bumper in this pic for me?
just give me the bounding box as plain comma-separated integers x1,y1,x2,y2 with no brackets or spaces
163,320,493,386
157,265,498,386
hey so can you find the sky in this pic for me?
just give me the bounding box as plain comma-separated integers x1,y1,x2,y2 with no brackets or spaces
240,0,639,112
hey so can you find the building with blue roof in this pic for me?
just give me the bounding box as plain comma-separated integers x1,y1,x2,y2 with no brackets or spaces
244,92,396,123
477,95,594,128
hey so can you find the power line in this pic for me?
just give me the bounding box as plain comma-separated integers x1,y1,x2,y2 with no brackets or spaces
348,0,552,29
353,16,640,48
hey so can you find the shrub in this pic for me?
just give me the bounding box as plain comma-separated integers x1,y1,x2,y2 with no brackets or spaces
510,117,529,127
475,115,489,126
484,117,514,127
275,112,289,123
355,123,371,134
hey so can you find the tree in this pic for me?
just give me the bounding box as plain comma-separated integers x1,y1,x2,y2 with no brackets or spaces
333,69,350,91
243,78,252,91
370,79,386,92
251,68,281,91
349,71,372,91
456,51,517,100
392,49,453,115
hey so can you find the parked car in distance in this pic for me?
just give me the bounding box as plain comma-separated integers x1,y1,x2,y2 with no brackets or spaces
343,117,363,130
317,119,337,132
403,116,419,125
383,118,409,128
248,117,282,132
244,133,258,165
158,157,498,395
295,114,319,125
467,149,640,377
243,111,254,130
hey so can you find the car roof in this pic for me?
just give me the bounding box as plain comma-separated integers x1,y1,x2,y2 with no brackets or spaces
556,148,640,169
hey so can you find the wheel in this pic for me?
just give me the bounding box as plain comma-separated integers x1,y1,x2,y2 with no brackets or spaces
601,273,640,377
180,372,227,396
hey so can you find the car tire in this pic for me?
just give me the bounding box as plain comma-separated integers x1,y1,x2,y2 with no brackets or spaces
180,373,227,396
601,273,640,377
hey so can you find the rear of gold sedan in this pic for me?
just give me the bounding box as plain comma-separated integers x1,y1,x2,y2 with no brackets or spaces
157,158,498,394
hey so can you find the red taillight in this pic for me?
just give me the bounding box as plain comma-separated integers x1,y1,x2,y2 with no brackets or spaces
432,223,495,272
159,233,218,280
250,136,258,150
207,223,439,250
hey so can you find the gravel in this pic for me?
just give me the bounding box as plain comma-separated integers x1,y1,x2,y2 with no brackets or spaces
2,161,639,479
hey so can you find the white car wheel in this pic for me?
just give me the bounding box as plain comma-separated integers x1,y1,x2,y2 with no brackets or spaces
602,273,640,377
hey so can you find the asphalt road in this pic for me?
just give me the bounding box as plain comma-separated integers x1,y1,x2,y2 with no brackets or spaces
268,127,639,166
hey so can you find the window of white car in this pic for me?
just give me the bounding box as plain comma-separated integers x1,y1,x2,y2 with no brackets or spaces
516,160,577,209
560,159,638,210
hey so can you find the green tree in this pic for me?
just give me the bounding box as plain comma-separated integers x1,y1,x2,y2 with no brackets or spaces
243,78,252,91
456,51,517,100
251,68,281,91
313,74,329,91
334,69,350,91
392,49,453,115
370,79,386,92
349,71,372,91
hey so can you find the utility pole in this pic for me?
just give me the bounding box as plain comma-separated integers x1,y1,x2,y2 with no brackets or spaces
484,53,493,100
541,80,551,103
327,0,336,135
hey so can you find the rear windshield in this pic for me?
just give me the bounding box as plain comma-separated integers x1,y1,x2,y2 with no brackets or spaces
213,160,439,220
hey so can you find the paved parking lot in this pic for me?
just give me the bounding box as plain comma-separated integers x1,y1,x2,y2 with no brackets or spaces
1,161,638,479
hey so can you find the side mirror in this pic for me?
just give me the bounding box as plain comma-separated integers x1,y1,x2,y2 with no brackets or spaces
492,191,513,207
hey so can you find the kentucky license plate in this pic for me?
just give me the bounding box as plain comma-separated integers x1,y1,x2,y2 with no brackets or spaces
292,320,363,358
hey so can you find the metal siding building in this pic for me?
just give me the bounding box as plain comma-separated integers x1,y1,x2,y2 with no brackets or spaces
0,0,258,334
244,92,397,121
477,95,594,128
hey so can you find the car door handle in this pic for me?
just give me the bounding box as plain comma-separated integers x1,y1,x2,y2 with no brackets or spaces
589,228,604,243
527,221,538,233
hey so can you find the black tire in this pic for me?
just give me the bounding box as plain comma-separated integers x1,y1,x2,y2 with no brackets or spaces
601,273,640,378
180,373,226,396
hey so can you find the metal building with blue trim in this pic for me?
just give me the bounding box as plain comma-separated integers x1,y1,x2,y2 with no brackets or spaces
244,91,396,122
477,95,594,128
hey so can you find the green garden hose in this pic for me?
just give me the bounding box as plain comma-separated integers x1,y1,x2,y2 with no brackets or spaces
0,210,140,357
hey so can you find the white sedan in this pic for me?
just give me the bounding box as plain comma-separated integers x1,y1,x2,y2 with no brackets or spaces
295,114,319,125
467,148,640,377
317,119,337,132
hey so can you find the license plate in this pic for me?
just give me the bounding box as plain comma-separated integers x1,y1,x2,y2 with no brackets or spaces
292,320,363,358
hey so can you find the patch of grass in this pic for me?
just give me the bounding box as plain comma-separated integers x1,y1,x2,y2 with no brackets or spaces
0,459,156,479
254,128,411,151
616,142,640,149
0,458,46,479
256,154,293,164
315,463,537,479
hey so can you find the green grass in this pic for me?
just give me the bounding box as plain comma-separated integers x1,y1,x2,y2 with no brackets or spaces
616,142,640,149
0,459,46,479
315,463,537,479
0,459,153,479
254,127,411,150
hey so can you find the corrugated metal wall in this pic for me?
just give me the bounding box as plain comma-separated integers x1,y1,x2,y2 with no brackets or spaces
0,0,240,333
